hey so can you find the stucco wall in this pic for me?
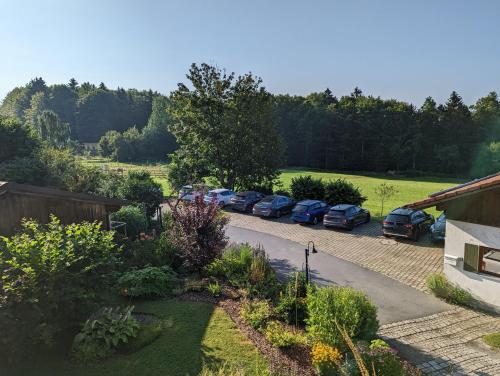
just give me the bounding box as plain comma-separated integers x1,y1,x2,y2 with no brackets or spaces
444,219,500,308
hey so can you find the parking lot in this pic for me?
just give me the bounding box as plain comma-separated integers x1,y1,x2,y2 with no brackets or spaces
227,210,444,292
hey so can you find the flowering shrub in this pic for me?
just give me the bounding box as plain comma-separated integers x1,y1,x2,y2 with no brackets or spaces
166,197,228,272
311,342,343,376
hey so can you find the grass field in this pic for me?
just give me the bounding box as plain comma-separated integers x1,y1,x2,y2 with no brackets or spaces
81,158,463,218
8,300,267,376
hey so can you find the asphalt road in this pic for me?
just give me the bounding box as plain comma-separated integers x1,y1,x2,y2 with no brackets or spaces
227,225,451,325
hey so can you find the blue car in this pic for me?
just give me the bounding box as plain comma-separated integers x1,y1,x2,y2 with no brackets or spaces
291,200,330,225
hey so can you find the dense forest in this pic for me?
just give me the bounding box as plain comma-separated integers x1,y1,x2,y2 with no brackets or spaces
1,76,499,177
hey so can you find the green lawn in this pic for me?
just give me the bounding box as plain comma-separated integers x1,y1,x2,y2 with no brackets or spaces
7,300,267,376
279,168,463,218
80,157,463,218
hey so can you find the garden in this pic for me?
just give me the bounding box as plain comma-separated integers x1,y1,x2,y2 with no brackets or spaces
0,191,425,376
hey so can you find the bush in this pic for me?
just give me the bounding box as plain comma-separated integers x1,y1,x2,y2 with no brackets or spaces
207,281,222,297
306,286,378,348
290,175,325,201
120,233,180,270
119,171,163,219
240,300,273,329
118,266,177,298
362,347,423,376
167,197,228,272
323,178,366,206
71,306,139,362
426,273,472,305
263,321,305,348
247,249,280,299
276,271,308,325
112,205,148,239
311,342,343,376
369,339,390,350
0,216,119,360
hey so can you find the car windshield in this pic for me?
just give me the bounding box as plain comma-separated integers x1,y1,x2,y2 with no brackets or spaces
261,197,274,203
329,209,345,216
293,204,309,213
386,214,409,223
437,213,446,222
209,192,218,197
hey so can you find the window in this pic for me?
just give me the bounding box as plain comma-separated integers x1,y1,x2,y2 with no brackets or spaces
320,202,327,208
463,243,500,277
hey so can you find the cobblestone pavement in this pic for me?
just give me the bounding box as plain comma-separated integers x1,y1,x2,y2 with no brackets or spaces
228,211,443,291
379,307,500,375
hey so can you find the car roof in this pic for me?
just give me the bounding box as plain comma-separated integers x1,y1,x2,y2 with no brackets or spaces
330,204,356,210
209,188,230,193
389,207,415,215
297,199,322,206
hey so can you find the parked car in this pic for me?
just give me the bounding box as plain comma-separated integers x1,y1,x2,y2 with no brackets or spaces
252,195,295,218
430,213,446,242
382,208,434,241
231,191,265,212
203,188,236,207
291,200,330,225
178,184,210,202
323,204,371,230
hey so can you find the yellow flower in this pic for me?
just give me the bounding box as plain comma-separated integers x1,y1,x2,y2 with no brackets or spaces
311,342,342,367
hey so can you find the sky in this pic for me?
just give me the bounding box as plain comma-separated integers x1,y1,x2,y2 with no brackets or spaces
1,0,500,106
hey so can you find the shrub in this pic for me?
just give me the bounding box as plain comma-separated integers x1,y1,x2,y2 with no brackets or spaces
362,346,423,376
323,178,366,206
263,321,306,348
207,281,222,297
71,306,139,362
369,339,390,350
426,273,472,305
240,300,273,329
112,205,148,239
120,233,180,270
166,197,228,272
311,342,343,376
306,286,378,348
119,171,163,219
276,271,308,325
247,249,280,299
118,266,177,298
0,216,119,360
290,175,325,201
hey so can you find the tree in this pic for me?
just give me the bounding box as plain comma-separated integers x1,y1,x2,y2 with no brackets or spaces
168,63,283,190
471,142,500,177
374,183,398,216
119,171,163,219
0,116,40,162
36,110,71,148
68,78,78,89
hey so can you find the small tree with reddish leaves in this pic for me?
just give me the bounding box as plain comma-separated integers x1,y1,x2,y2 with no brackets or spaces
166,196,228,272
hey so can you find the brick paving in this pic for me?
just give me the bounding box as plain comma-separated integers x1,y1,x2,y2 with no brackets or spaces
228,211,443,291
227,211,500,375
379,307,500,375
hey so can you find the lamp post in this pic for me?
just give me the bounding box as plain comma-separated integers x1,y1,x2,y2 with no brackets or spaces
305,241,317,284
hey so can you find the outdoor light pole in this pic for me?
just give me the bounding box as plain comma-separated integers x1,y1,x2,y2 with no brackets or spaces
305,241,317,284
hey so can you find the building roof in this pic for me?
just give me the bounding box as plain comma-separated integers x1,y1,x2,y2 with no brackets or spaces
0,181,126,208
405,172,500,210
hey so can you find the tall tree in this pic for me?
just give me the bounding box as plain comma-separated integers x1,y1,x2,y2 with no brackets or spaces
168,63,283,190
36,110,71,148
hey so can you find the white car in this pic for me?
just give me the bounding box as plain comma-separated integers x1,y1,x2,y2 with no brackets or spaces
204,189,236,207
178,184,210,202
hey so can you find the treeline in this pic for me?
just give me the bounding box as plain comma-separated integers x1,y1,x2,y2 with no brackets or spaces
0,77,154,142
275,89,500,176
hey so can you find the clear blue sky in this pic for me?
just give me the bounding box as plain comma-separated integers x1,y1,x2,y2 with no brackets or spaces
1,0,500,106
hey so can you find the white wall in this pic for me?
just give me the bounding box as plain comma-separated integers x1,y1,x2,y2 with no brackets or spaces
444,219,500,308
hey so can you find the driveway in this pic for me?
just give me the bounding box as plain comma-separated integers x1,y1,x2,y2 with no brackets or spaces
227,225,450,325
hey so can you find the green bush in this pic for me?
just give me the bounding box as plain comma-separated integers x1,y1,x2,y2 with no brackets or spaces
120,233,180,270
276,271,308,325
290,175,325,201
263,321,306,348
426,273,472,305
362,347,422,376
240,300,273,329
71,306,139,362
323,178,366,206
247,250,280,299
118,266,177,298
306,286,378,349
112,205,148,239
119,171,163,219
0,216,119,360
207,281,222,297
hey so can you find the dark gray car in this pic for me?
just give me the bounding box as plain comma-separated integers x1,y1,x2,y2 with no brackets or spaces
253,195,295,218
231,191,264,212
430,213,446,242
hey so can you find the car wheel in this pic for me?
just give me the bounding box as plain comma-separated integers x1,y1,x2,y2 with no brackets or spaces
365,214,371,223
412,228,420,242
383,233,390,238
313,217,318,225
276,210,281,218
219,201,225,208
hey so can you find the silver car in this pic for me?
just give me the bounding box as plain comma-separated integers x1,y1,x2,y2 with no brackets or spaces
430,213,446,242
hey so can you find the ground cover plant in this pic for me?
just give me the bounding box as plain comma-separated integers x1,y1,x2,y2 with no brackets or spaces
483,333,500,349
117,266,178,298
426,273,472,306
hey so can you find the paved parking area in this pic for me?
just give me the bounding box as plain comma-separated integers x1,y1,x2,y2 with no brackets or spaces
227,211,443,292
